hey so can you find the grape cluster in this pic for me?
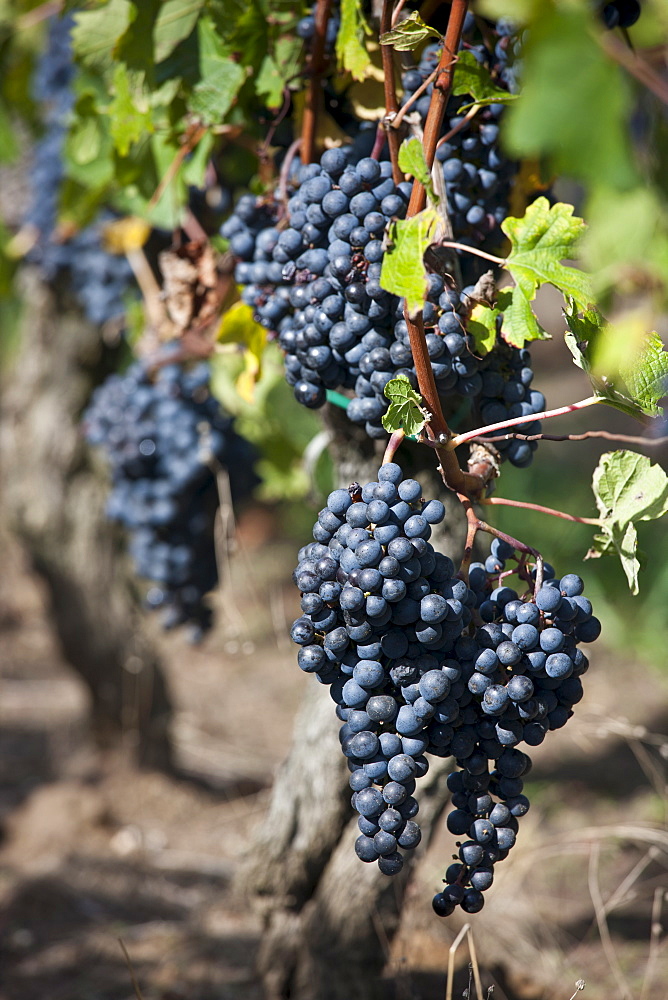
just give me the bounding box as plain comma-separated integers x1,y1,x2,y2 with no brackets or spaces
225,147,544,464
220,13,546,465
25,16,135,325
84,357,256,635
290,469,600,909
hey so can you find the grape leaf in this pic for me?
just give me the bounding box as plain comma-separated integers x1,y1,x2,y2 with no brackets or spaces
102,216,151,252
468,302,500,357
588,521,640,594
500,198,592,348
379,209,438,318
337,0,371,81
379,11,441,51
217,302,268,403
71,1,134,68
452,50,519,110
587,450,668,594
564,303,668,420
382,376,428,437
153,0,205,63
108,66,154,156
115,0,160,74
398,138,438,204
593,450,668,525
620,332,668,419
499,286,548,349
190,17,246,125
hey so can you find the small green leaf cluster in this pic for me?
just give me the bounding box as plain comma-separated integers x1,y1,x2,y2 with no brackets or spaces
56,0,310,229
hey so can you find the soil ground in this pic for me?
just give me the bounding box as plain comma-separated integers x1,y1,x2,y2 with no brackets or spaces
0,510,666,1000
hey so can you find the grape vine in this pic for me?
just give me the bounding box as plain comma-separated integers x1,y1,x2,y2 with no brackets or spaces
3,0,668,931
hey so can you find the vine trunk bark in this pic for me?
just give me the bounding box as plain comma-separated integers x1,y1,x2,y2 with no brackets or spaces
0,269,173,769
240,405,467,1000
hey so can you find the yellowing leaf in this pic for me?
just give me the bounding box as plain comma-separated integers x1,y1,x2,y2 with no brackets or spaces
336,0,371,81
218,301,267,401
468,302,500,356
102,216,151,253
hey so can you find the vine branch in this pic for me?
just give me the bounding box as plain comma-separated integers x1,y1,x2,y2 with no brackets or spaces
301,0,333,165
450,395,603,448
469,429,668,448
481,497,601,526
380,0,403,184
401,0,483,497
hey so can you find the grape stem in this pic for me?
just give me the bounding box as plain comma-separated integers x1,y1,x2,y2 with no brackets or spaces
390,66,440,132
382,428,405,465
437,240,505,265
301,0,333,165
449,395,603,448
380,0,403,184
435,103,481,149
458,494,544,590
481,497,601,526
279,137,303,206
468,428,667,447
391,0,409,28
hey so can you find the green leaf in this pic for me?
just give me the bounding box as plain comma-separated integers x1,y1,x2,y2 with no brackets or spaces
620,332,668,419
611,521,640,594
563,303,604,373
468,302,500,357
564,303,667,420
398,138,438,204
500,198,592,348
588,450,668,594
71,1,134,69
499,286,549,349
115,0,161,74
379,209,438,318
336,0,371,81
108,66,155,156
382,375,428,437
190,17,246,125
503,7,638,190
379,11,441,51
153,0,205,63
593,451,668,526
452,50,519,110
256,54,284,107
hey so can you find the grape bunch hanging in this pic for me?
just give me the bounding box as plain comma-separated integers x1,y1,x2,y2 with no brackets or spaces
223,14,545,468
291,465,601,913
